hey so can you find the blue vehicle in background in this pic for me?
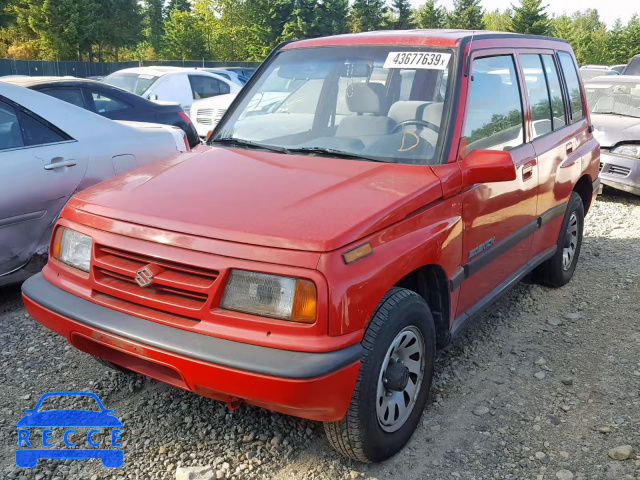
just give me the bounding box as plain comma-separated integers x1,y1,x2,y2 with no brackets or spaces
16,391,123,468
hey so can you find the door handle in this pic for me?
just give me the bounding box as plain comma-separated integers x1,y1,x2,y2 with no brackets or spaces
566,142,574,154
44,159,77,170
522,160,536,181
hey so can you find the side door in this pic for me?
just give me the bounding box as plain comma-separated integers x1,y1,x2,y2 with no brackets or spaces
0,97,88,276
455,51,539,316
527,51,590,257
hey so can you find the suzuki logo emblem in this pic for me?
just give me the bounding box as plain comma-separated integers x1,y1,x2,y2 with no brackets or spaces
135,264,164,287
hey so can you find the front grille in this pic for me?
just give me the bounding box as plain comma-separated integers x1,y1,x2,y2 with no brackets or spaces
197,108,214,116
197,117,213,126
92,245,218,316
607,165,631,177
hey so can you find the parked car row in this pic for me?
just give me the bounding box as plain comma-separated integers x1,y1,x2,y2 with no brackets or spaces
0,81,192,286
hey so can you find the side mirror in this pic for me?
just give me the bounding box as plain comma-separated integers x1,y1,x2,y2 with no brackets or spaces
460,149,516,188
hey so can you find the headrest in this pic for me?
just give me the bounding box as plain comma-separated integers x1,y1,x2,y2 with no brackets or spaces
388,101,444,126
346,82,386,114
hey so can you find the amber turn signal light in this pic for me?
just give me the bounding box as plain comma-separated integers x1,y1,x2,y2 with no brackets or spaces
342,242,373,264
51,226,65,260
291,279,317,323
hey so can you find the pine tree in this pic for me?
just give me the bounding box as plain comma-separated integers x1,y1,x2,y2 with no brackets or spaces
281,0,317,41
312,0,349,37
162,9,205,59
447,0,484,30
624,14,640,60
391,0,415,30
142,0,164,52
349,0,388,32
607,19,627,63
484,9,512,31
510,0,549,35
414,0,446,29
245,0,293,60
166,0,191,14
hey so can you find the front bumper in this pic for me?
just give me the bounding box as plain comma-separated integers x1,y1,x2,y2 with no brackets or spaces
22,274,361,422
599,151,640,196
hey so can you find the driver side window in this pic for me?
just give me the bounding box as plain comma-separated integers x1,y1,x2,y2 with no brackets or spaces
464,55,525,153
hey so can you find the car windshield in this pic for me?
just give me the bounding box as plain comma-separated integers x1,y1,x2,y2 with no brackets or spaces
103,72,159,96
585,82,640,118
211,46,454,165
36,395,101,412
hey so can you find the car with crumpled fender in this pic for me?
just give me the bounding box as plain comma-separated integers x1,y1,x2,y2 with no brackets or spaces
22,30,600,462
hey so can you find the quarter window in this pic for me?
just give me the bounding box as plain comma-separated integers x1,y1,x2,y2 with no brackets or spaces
520,54,553,139
17,110,68,147
558,52,584,124
541,55,566,129
464,55,524,152
91,92,130,114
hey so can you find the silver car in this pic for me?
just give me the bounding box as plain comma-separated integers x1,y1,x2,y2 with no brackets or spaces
0,82,190,286
585,75,640,196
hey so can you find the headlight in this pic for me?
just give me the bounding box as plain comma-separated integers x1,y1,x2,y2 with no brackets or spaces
611,144,640,158
52,227,93,272
220,270,317,323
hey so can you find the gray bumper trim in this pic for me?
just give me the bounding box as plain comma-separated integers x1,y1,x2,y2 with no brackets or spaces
22,274,362,379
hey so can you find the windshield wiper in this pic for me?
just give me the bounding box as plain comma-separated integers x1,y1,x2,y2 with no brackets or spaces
287,147,387,163
210,137,290,154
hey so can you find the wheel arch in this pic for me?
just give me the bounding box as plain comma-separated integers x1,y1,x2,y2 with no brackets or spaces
574,174,593,214
393,264,451,349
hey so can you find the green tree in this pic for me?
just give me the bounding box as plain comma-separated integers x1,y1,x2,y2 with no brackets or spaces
447,0,484,30
142,0,164,52
607,19,628,64
312,0,349,37
414,0,446,29
391,0,415,30
624,14,640,61
96,0,142,61
166,0,192,13
244,0,292,60
483,8,512,31
281,0,317,41
349,0,388,32
162,9,205,59
510,0,549,35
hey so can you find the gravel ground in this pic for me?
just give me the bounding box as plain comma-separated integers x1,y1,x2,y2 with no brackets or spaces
1,187,639,480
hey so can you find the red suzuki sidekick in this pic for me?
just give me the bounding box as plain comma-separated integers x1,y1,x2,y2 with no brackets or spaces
22,30,600,462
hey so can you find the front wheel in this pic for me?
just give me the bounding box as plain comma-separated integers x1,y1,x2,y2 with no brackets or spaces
535,192,584,288
324,288,435,462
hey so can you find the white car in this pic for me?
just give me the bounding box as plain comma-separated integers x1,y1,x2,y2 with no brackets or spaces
190,93,237,138
0,82,190,286
102,67,242,112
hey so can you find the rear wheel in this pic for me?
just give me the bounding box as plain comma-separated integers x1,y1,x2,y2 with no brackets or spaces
535,192,584,288
324,288,435,462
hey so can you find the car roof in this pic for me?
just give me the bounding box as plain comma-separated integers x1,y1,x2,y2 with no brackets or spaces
585,75,640,85
285,29,569,50
110,66,234,78
0,76,98,87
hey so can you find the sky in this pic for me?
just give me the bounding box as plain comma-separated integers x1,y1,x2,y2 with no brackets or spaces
408,0,639,28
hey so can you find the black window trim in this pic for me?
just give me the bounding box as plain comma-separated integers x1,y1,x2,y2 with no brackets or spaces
0,94,74,151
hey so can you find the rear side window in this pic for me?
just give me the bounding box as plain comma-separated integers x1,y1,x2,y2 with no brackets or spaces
520,54,553,139
189,75,230,100
464,55,524,152
91,91,130,114
41,88,86,109
558,52,584,124
0,100,23,150
541,55,566,129
17,110,68,146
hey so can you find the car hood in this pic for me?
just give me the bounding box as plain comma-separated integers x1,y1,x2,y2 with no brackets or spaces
591,114,640,148
71,147,444,252
16,410,122,427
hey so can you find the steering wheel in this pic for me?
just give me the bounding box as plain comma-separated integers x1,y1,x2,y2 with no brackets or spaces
391,119,439,134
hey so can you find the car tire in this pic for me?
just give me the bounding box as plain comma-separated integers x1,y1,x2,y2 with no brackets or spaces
95,357,133,374
324,287,435,463
535,191,584,288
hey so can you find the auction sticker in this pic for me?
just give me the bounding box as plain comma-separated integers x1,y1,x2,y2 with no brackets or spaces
383,52,451,70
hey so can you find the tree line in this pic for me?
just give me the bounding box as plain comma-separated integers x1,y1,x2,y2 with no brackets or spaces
0,0,639,65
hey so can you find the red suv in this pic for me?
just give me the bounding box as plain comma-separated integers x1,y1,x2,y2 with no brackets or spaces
22,30,600,462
